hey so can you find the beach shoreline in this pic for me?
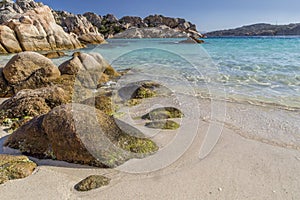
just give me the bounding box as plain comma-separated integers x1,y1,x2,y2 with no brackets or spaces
1,95,300,199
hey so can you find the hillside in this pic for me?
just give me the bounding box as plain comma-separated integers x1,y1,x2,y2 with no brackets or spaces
206,23,300,37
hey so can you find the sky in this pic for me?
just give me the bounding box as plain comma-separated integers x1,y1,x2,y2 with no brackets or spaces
39,0,300,32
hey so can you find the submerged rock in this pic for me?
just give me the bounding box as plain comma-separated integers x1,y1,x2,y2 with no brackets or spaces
0,154,37,185
145,120,180,130
142,107,184,120
118,81,160,102
5,104,158,167
74,175,110,191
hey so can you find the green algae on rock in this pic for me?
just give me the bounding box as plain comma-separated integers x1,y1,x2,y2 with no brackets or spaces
145,120,180,130
5,104,158,168
74,175,111,192
0,155,37,185
142,107,184,120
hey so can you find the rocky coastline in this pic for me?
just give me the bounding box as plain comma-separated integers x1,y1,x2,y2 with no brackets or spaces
0,0,203,55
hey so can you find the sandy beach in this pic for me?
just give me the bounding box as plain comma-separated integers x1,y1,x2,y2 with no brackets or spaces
1,96,300,200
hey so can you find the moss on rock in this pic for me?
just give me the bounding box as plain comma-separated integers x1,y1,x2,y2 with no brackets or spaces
142,107,184,120
0,155,37,185
118,134,158,154
145,120,180,130
74,175,110,191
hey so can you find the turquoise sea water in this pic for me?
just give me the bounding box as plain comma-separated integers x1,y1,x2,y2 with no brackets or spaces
87,37,300,110
0,37,299,109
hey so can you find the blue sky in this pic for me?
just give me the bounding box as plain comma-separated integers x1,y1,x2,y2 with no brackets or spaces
40,0,300,32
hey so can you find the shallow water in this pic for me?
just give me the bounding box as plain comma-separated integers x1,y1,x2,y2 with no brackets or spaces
86,37,300,110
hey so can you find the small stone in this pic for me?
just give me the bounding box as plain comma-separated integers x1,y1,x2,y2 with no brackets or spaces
74,175,111,191
218,187,222,192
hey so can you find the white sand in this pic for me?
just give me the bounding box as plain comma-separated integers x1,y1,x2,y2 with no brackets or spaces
1,122,300,199
0,96,300,199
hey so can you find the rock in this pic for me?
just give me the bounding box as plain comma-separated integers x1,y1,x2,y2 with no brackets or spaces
81,94,116,115
83,12,103,29
74,175,110,191
179,37,204,44
59,52,119,89
142,107,184,120
0,25,22,53
118,81,161,102
5,103,158,167
2,52,60,92
0,2,83,54
42,51,66,59
53,10,105,44
0,86,70,120
0,68,13,97
119,16,147,28
113,25,188,39
145,120,180,130
0,154,37,185
78,33,106,45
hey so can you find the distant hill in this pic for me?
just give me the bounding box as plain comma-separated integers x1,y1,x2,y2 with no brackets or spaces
206,23,300,37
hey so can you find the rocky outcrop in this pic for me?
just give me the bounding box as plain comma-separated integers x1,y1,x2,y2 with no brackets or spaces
206,23,300,37
79,12,202,39
0,1,84,53
113,25,188,39
0,154,37,185
5,103,158,167
2,52,60,93
119,16,147,29
52,10,105,44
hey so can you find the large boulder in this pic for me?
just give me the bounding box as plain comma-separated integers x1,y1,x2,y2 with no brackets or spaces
5,104,158,167
0,25,22,53
0,86,70,120
2,52,60,92
0,2,83,53
0,154,37,185
59,52,119,89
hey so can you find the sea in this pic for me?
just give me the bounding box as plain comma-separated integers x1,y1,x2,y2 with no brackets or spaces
0,36,299,150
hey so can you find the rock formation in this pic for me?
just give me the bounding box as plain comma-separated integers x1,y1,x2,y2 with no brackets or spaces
53,10,105,44
80,12,203,39
0,0,108,54
113,25,188,39
5,103,158,167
